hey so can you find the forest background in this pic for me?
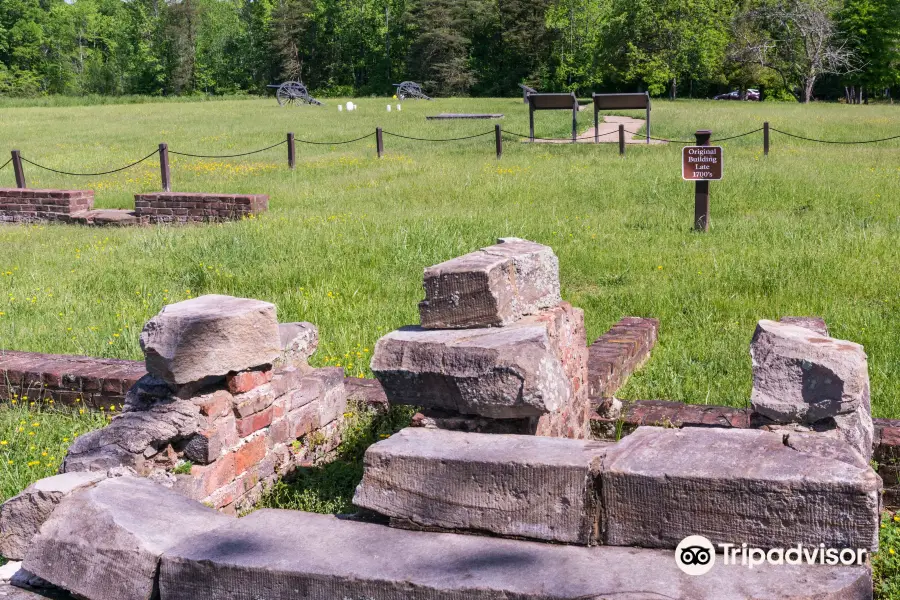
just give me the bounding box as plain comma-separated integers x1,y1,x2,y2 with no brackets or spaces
2,0,900,103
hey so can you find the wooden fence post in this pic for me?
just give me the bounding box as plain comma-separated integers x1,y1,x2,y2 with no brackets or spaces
495,124,502,159
376,127,384,158
287,132,296,169
764,122,769,156
10,151,25,189
619,125,626,156
158,143,170,192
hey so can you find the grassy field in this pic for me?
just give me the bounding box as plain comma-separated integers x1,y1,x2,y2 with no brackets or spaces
0,96,898,583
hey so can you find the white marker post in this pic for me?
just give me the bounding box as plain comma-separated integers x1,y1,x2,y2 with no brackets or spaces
387,105,392,112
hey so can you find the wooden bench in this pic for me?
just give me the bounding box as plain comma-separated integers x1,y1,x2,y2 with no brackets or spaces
592,92,651,144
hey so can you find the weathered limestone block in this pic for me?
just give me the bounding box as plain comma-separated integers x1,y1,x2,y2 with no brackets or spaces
140,295,280,387
159,509,872,600
0,472,107,560
22,477,230,600
353,428,609,544
372,303,584,421
418,238,561,329
750,320,870,423
276,322,318,369
602,427,880,551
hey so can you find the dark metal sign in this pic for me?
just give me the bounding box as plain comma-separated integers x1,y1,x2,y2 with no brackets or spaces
682,146,723,181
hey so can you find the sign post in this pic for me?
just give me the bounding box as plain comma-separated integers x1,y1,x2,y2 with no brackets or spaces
682,130,722,232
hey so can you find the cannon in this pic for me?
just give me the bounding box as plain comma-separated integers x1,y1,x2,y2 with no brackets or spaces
267,81,323,106
393,81,432,101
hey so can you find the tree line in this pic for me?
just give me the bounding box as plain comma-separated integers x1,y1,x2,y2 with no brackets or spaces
1,0,898,102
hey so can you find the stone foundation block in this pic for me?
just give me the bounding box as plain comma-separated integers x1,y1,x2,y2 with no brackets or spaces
601,427,880,551
140,295,280,387
372,303,585,421
353,428,610,544
0,472,107,560
22,477,230,600
159,509,872,600
750,320,870,423
418,237,561,329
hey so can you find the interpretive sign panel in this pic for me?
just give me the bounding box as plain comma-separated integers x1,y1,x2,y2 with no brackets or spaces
682,146,723,180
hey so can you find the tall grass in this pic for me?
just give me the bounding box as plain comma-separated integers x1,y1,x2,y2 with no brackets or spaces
1,97,898,414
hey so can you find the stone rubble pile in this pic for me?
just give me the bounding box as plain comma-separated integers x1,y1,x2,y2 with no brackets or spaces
56,295,347,516
372,238,591,438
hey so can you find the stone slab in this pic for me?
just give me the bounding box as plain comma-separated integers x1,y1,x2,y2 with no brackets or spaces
159,509,872,600
140,295,280,386
22,477,231,600
353,428,610,544
602,427,880,551
372,304,578,419
276,322,318,369
418,238,561,329
0,472,108,560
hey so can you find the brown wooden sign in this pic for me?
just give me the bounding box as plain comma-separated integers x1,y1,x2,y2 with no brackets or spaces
682,146,723,181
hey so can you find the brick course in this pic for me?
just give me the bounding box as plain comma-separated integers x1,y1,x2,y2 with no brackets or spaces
0,188,94,223
587,317,659,408
0,349,146,409
134,192,268,224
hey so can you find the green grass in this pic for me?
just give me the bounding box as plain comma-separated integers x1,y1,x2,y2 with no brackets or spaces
1,97,898,413
0,399,109,503
255,402,416,514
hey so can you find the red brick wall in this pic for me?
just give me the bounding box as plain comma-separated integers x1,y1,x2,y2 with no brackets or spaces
0,189,94,223
587,317,659,406
134,192,268,223
0,350,146,409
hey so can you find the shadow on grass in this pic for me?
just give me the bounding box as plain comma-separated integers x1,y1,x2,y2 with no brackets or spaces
255,401,416,515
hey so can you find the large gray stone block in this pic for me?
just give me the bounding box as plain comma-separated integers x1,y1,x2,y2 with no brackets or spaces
0,472,107,560
602,427,880,551
22,477,230,600
353,428,610,544
750,320,870,423
419,238,561,329
140,295,280,386
372,302,587,427
371,320,570,419
159,509,872,600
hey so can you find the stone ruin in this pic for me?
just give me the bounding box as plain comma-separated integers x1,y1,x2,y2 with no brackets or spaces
0,238,886,599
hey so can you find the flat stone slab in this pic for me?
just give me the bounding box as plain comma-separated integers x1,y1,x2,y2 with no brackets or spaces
418,237,560,329
140,295,280,386
159,509,872,600
23,477,231,600
353,428,610,544
602,427,880,551
0,472,107,560
371,314,571,419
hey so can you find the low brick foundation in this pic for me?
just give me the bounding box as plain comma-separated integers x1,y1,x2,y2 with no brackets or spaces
588,317,659,408
0,350,146,409
134,192,268,223
0,188,94,223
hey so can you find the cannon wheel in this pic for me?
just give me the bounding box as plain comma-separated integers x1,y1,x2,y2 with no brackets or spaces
276,81,305,106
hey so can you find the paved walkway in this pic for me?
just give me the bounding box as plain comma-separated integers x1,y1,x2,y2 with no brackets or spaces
527,115,665,145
